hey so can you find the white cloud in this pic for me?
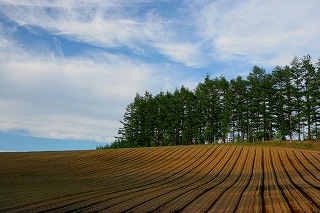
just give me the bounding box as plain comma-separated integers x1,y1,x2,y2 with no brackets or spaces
0,12,202,143
155,42,206,67
1,0,320,70
0,1,142,46
0,53,199,143
0,0,206,67
197,0,320,67
0,31,171,142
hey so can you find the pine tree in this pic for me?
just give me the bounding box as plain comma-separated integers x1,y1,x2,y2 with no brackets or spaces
301,55,316,140
195,75,221,143
247,66,267,141
229,76,248,142
261,73,275,141
291,57,305,140
272,65,294,140
217,76,231,143
314,58,320,140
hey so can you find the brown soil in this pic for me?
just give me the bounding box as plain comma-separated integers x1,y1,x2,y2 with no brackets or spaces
0,145,319,212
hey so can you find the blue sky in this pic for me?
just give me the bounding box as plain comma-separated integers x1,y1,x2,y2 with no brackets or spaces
1,0,320,151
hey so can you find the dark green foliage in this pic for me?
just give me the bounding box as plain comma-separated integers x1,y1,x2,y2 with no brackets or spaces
103,55,320,149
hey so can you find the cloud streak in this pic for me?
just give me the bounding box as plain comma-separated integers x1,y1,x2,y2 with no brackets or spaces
0,0,206,67
1,0,319,68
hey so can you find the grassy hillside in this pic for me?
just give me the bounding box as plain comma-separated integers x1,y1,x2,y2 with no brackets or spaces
1,145,320,212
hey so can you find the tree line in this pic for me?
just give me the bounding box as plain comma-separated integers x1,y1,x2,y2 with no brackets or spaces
98,55,320,149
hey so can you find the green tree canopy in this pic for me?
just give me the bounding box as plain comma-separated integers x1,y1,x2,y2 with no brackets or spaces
106,55,320,149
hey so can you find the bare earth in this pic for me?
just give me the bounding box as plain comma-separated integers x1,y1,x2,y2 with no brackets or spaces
0,145,319,212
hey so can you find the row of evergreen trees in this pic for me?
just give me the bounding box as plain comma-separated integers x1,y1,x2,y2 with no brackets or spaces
107,55,320,148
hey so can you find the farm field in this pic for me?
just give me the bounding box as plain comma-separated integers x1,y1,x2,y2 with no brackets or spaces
1,145,320,212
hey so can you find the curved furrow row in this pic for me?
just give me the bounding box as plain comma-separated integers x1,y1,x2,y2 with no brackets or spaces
98,147,221,198
201,146,251,212
97,146,205,192
275,149,315,212
93,147,178,178
2,149,148,188
0,148,164,211
65,146,183,191
0,152,100,209
84,146,221,212
47,147,172,182
102,146,200,186
269,148,302,212
291,151,320,183
98,146,230,212
0,148,158,211
16,146,209,212
311,152,320,163
263,147,289,212
280,150,320,211
159,146,245,212
9,146,194,212
90,147,186,183
235,146,263,212
114,145,231,212
300,151,320,174
207,146,256,212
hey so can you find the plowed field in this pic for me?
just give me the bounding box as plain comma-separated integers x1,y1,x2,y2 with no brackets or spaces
1,145,320,212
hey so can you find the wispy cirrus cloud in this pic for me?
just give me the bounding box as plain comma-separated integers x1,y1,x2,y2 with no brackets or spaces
1,0,319,69
0,1,149,45
0,0,206,67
